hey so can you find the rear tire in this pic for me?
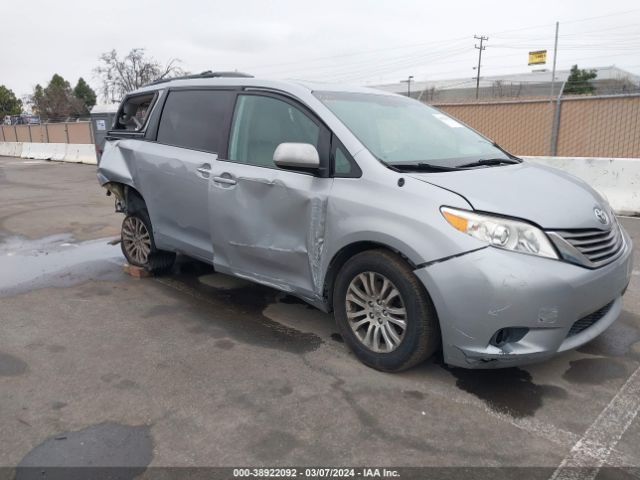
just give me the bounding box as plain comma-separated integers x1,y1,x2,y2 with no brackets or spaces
333,249,440,372
121,209,175,275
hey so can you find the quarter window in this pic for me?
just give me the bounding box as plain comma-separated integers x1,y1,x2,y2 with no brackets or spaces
334,146,353,175
157,90,234,153
228,95,320,168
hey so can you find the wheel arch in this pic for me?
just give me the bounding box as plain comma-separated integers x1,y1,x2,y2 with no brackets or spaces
103,181,147,214
322,240,421,312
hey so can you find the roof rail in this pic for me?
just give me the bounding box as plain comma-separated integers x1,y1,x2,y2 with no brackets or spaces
147,71,254,86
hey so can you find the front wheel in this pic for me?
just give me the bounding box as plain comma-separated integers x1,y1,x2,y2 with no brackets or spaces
121,210,175,274
333,249,440,372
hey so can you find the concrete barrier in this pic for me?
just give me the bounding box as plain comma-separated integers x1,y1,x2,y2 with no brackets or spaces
1,141,97,165
0,142,23,157
26,143,50,160
64,144,97,165
16,142,69,161
524,156,640,216
48,143,67,161
20,142,32,159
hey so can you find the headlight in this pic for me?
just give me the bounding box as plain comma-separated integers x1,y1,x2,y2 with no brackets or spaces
441,207,558,259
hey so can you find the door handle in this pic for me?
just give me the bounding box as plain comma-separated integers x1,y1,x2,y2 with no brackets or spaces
212,176,237,186
196,164,211,177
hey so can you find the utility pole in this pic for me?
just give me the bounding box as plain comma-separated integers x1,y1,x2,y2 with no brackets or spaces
401,75,414,97
474,35,488,100
550,21,559,99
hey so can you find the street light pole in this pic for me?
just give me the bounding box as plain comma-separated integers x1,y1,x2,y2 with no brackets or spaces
401,75,414,97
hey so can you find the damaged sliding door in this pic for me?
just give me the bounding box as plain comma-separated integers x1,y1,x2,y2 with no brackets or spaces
209,93,332,298
145,88,235,261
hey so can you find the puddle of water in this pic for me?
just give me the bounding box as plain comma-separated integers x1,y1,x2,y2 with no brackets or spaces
0,351,28,376
444,366,567,418
16,423,152,479
0,235,123,297
158,263,324,355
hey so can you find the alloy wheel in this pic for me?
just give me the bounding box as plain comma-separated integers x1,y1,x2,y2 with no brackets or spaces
345,272,407,353
122,216,152,265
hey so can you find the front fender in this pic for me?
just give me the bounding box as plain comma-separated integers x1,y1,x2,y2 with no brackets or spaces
321,174,486,286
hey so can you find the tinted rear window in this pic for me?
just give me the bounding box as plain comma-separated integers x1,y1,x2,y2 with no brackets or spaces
157,90,234,153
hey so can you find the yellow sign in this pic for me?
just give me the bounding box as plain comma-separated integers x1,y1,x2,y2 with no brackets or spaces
528,50,547,66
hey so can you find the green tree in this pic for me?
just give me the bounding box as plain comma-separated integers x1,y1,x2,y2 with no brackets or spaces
30,74,84,120
73,77,97,113
0,85,23,119
564,65,597,95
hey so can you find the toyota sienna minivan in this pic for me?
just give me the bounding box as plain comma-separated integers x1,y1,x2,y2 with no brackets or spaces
97,72,634,372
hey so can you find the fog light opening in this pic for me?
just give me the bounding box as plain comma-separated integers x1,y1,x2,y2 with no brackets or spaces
490,327,529,348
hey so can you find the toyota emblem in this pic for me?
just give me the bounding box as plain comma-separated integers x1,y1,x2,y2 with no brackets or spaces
594,207,609,225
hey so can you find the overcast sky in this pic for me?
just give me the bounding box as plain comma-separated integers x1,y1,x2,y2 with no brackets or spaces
3,0,640,101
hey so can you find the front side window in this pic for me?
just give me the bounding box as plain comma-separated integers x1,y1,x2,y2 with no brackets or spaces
157,90,234,153
314,91,511,168
228,95,320,168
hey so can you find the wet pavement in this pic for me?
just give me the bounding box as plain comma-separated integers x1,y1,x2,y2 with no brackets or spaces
0,157,639,477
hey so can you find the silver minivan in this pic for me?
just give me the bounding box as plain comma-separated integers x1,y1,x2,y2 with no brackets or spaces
97,72,634,372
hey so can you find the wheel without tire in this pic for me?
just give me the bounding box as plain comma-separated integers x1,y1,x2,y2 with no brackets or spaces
121,210,175,274
333,249,440,372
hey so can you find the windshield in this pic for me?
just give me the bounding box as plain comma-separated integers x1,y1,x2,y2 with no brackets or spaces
313,91,511,168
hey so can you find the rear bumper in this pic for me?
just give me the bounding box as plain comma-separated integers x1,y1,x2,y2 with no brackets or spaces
415,228,634,369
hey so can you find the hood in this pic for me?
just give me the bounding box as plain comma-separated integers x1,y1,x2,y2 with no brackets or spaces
408,162,611,230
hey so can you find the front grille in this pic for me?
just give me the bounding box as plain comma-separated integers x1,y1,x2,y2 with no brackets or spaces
551,222,624,268
567,301,614,337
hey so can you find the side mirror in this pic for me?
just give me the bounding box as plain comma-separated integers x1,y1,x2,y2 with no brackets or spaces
273,143,320,170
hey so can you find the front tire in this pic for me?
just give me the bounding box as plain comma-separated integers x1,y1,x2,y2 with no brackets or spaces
121,210,175,274
333,249,440,372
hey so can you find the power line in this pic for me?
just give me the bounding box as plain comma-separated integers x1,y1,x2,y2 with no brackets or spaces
243,9,640,76
236,8,640,86
277,45,470,81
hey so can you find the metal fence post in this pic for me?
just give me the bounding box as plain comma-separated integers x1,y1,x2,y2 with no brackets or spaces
549,80,566,156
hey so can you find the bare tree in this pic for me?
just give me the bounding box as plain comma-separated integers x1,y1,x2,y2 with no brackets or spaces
95,48,186,102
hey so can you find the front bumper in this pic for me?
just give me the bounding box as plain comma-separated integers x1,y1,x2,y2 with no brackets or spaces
415,228,634,368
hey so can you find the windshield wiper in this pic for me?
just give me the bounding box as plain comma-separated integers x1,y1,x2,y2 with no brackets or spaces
387,162,461,172
457,158,521,168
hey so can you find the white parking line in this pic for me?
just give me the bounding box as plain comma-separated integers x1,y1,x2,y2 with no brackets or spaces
2,160,50,166
550,365,640,479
